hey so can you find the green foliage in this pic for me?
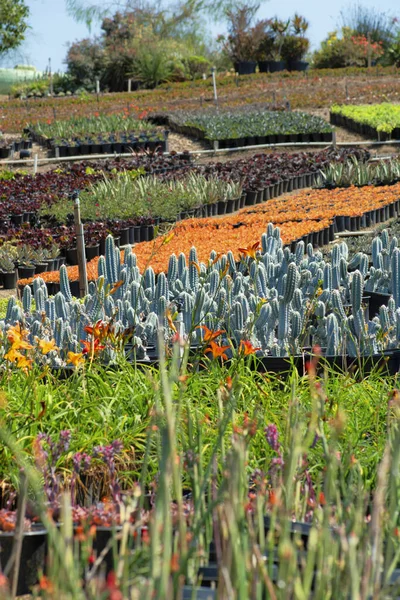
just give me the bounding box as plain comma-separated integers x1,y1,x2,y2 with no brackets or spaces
41,172,242,223
184,55,211,80
30,113,154,141
313,27,384,69
132,44,174,88
10,76,49,98
65,37,105,91
0,0,29,56
331,102,400,135
175,108,332,140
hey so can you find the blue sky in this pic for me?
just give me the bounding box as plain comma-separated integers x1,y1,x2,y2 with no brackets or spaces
7,0,400,73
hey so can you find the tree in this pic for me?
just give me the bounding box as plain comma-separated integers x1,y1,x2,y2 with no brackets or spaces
339,3,396,50
0,0,29,56
65,38,105,90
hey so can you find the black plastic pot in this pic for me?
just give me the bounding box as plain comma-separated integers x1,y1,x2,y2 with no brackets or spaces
234,60,257,75
287,59,309,71
69,280,80,297
363,291,391,317
140,226,150,242
245,190,258,206
226,199,235,214
0,147,9,158
0,527,47,596
18,265,36,279
217,200,227,215
10,214,24,226
66,248,78,266
119,227,130,246
3,270,17,289
85,244,100,260
266,60,286,72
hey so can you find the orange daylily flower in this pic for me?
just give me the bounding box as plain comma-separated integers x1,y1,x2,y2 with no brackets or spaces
84,320,104,339
198,325,225,343
81,339,105,355
16,355,32,371
239,340,261,355
206,341,230,361
67,351,85,367
37,339,58,355
4,347,25,363
109,280,124,295
238,241,261,259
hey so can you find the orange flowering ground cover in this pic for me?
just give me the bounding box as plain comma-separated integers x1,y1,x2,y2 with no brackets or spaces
19,183,400,285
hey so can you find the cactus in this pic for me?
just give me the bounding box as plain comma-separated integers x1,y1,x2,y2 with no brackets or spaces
283,262,299,304
60,265,72,302
167,254,178,284
105,235,118,285
326,313,339,355
277,300,290,342
22,286,32,313
98,255,106,279
351,270,363,314
392,247,400,308
372,237,383,268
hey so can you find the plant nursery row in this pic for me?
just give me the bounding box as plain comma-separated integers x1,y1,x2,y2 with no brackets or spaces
330,102,400,139
152,108,333,147
27,113,168,157
0,148,363,280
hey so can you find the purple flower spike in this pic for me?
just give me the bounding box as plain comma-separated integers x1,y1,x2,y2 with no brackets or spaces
265,424,280,452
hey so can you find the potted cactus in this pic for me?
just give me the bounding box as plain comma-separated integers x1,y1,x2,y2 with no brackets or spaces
0,254,17,289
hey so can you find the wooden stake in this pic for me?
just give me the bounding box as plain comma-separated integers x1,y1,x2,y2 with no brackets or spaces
33,153,38,175
73,193,88,297
211,67,218,109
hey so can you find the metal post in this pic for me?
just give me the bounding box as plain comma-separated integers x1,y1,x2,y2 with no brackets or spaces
73,192,88,298
33,153,38,175
128,78,132,92
96,79,100,94
332,130,337,149
211,67,218,109
345,80,349,100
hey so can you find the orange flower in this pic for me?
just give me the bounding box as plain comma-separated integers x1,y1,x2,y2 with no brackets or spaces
81,339,105,355
109,280,124,295
84,320,104,339
37,339,57,355
239,340,261,355
238,241,261,259
198,325,225,342
67,351,84,367
206,341,230,361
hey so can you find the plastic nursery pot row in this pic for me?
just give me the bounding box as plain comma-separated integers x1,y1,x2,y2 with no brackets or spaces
329,111,399,141
0,524,129,596
51,139,168,158
234,59,309,75
169,122,332,148
0,258,66,291
63,225,155,267
288,194,400,255
0,138,32,159
55,173,315,269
